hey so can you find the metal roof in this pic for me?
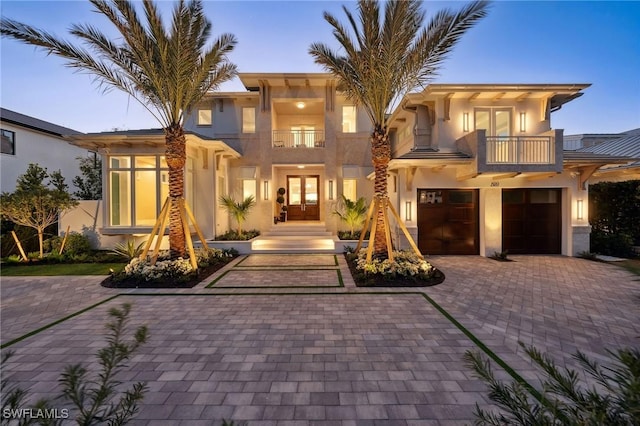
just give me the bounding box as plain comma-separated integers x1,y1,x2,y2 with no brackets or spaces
576,131,640,159
0,108,82,136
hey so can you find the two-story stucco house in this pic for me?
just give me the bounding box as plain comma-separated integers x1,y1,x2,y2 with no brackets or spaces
0,108,89,194
64,74,632,255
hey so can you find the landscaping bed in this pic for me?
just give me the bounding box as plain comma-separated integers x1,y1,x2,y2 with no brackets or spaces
101,259,232,288
345,250,445,287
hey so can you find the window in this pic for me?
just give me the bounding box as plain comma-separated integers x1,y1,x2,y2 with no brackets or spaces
198,109,212,126
343,179,357,201
107,155,171,227
474,108,512,136
342,105,357,133
242,179,256,200
1,129,15,155
242,107,256,133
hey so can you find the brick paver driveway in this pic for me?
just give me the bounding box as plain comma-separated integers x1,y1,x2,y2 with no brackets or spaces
1,254,638,425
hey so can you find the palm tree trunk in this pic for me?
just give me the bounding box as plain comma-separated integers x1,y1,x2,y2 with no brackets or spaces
371,125,391,258
165,123,187,258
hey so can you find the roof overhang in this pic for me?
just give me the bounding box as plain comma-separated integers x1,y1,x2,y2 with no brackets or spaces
67,129,241,158
239,72,334,91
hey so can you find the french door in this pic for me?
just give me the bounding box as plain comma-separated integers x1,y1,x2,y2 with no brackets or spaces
287,175,319,220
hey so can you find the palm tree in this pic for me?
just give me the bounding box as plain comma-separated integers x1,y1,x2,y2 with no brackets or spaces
310,0,489,259
219,194,256,237
333,195,368,239
1,0,237,258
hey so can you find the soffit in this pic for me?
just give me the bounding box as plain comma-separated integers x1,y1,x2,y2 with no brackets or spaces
239,73,334,90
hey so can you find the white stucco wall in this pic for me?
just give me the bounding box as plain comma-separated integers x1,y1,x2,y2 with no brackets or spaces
0,122,89,193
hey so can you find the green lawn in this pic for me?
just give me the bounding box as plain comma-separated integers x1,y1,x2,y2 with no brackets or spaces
0,263,126,276
612,259,640,278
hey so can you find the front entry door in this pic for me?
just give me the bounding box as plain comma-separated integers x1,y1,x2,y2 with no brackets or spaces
287,175,320,220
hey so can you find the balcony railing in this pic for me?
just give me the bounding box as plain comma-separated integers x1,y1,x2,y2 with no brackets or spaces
486,136,554,164
272,130,325,148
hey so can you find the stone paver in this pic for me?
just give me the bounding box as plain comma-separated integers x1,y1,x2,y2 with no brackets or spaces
238,254,338,267
1,253,639,425
426,255,640,370
2,294,496,425
210,269,343,288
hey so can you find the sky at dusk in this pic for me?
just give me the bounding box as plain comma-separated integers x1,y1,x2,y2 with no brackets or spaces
1,0,639,135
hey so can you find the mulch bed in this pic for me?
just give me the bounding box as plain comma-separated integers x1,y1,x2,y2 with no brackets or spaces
344,254,445,287
100,260,232,289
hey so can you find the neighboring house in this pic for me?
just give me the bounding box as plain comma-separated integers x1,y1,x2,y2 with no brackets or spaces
0,108,89,193
63,74,632,256
566,128,640,183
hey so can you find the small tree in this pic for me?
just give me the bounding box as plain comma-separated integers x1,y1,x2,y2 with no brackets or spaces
464,343,640,425
73,155,102,200
219,194,256,237
0,163,78,258
333,195,368,239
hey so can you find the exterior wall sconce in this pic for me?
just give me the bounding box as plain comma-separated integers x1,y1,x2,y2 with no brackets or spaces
577,199,584,221
405,201,412,221
519,112,526,132
263,180,269,200
328,180,334,200
462,112,469,132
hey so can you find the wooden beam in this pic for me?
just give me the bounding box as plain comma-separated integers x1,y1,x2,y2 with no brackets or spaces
431,165,446,172
467,92,480,102
492,172,521,180
456,172,479,181
406,167,417,191
526,172,558,181
492,92,506,102
515,92,531,102
578,165,600,190
443,93,453,121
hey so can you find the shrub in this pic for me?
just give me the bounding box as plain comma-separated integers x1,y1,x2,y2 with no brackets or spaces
591,230,635,258
111,239,146,261
215,229,260,241
44,232,91,256
464,343,640,425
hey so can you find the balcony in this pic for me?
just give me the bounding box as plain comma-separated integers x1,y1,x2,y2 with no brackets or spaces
486,136,554,164
456,130,563,175
272,130,325,148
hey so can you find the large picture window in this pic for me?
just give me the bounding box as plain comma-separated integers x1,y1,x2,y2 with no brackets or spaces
1,129,15,155
107,155,170,227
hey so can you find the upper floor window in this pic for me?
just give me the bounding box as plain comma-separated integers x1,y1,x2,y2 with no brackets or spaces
198,109,212,126
342,179,357,201
242,107,256,133
1,129,15,155
475,108,511,136
342,106,357,133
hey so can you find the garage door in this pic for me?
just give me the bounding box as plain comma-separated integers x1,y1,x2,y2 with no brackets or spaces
503,189,561,254
417,189,479,255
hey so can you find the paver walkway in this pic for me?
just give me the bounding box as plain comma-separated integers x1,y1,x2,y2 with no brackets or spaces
1,254,638,425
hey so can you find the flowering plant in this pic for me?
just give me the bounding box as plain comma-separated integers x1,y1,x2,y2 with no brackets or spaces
119,248,233,282
354,248,434,277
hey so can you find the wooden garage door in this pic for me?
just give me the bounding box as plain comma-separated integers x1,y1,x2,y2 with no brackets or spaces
503,189,561,254
417,189,479,255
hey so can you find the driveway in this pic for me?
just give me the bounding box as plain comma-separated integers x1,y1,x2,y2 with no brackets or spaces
1,254,638,425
